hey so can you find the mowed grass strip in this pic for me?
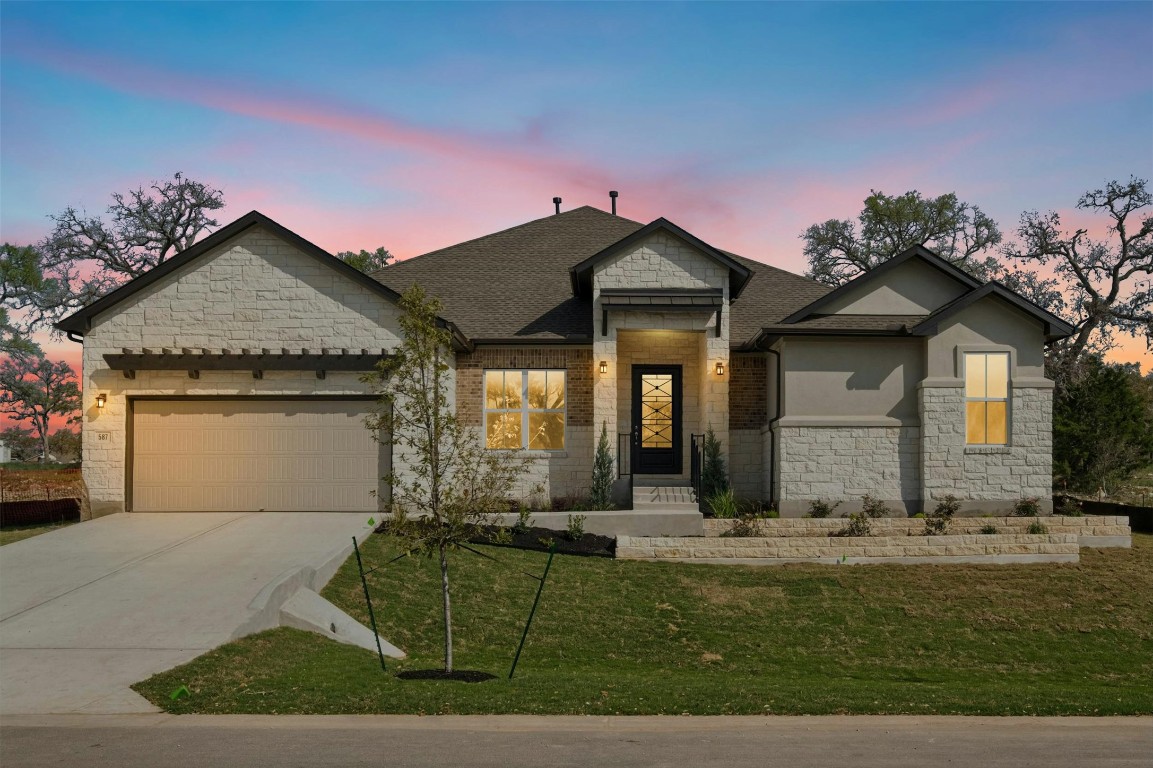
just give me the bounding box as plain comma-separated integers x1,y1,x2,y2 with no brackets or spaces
134,534,1153,715
0,520,76,546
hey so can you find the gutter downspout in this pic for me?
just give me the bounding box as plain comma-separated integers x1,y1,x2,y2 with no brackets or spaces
764,345,783,509
65,331,84,344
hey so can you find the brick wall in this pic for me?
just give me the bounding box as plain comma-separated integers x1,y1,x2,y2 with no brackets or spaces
455,346,593,427
729,353,766,430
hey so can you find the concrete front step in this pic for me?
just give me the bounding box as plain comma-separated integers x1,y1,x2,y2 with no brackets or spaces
634,485,697,505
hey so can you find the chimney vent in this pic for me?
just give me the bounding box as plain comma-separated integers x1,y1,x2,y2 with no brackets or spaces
552,197,562,215
609,190,618,215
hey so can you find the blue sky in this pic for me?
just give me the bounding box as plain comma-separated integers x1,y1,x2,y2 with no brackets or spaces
2,1,1150,363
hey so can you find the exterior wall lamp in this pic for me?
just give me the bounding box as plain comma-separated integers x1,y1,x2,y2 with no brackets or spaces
96,393,107,408
600,361,608,374
715,362,725,376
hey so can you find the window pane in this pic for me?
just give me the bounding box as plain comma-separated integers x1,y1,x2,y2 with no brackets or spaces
528,412,565,450
546,370,565,410
527,371,547,409
986,354,1009,399
966,402,987,444
485,412,521,449
485,371,505,409
965,354,986,398
504,372,522,409
986,401,1007,444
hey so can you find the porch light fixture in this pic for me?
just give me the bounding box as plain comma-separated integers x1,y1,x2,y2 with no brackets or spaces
599,360,608,374
715,362,725,376
96,393,107,409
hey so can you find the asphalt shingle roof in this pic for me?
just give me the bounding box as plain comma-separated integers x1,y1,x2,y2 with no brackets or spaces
372,206,832,347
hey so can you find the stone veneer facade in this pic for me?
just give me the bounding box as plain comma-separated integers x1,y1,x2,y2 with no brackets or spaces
592,231,730,478
80,226,403,516
919,381,1054,513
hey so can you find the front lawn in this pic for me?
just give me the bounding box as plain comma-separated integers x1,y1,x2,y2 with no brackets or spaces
0,520,77,546
134,533,1153,715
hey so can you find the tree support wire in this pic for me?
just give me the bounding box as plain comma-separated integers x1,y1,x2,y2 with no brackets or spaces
509,545,556,680
353,536,388,672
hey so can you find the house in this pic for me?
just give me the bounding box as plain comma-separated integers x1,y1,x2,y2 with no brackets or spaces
56,204,1072,524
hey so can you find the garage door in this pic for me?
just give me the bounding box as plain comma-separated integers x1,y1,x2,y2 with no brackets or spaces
132,399,386,512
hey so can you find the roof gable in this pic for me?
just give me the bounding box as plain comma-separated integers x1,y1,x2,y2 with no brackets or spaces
782,245,982,323
910,281,1075,341
570,218,752,299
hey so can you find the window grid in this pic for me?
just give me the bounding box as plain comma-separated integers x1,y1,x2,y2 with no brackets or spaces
964,352,1009,446
484,369,566,451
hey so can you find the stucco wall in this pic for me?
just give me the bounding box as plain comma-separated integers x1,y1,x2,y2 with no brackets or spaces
819,258,968,315
80,226,404,515
781,338,923,421
927,297,1047,378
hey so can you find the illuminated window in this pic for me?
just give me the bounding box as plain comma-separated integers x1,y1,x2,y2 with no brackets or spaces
484,370,566,450
965,352,1009,445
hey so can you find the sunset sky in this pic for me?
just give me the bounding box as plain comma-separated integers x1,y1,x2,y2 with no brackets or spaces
2,0,1151,389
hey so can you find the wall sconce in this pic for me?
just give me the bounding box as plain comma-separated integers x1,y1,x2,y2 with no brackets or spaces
715,362,725,376
599,361,608,374
96,393,107,409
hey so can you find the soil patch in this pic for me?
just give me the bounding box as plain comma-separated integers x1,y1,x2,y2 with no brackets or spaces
396,669,496,683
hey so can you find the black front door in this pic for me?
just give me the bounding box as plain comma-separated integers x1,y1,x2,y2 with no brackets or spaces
631,365,682,475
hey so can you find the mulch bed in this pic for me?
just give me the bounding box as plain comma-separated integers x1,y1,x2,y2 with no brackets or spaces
395,669,497,683
373,521,615,558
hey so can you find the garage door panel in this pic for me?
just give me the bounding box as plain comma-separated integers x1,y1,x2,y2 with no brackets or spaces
132,400,384,512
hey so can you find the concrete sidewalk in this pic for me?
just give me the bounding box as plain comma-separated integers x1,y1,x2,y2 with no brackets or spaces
2,714,1150,768
0,512,374,715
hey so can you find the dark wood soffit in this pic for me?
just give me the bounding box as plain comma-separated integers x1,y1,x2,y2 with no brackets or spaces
104,348,391,372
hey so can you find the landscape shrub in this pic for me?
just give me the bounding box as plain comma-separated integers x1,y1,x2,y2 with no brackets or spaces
566,514,587,541
707,488,740,519
1027,520,1049,535
836,511,873,537
700,425,729,502
807,499,840,518
861,495,890,519
589,422,614,510
1057,496,1084,517
979,523,999,534
1013,497,1042,517
924,494,961,536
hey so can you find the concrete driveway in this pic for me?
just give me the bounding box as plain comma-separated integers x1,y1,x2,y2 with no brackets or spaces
0,512,374,715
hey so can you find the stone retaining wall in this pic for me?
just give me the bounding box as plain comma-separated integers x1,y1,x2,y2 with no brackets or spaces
617,533,1080,565
701,515,1130,547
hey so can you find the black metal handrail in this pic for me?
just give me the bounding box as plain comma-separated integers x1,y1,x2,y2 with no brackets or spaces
617,432,632,478
690,433,704,499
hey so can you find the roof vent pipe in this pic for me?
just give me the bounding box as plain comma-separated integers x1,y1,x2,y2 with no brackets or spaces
609,190,618,215
553,197,562,215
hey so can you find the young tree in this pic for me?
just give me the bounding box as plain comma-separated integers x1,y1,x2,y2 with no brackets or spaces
700,424,729,501
0,350,82,462
589,422,614,510
801,190,1002,286
362,285,530,673
335,246,393,273
35,172,224,329
1002,177,1152,370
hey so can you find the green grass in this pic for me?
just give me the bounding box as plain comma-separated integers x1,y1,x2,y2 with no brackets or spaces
0,520,76,546
134,534,1153,716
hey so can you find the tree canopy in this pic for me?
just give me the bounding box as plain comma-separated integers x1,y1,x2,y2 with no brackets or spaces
335,246,393,273
801,190,1003,286
0,349,82,463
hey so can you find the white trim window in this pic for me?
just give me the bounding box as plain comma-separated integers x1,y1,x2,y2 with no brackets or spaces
484,369,566,450
964,352,1009,445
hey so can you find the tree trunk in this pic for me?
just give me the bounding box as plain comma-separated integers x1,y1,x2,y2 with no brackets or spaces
36,415,49,463
439,543,453,673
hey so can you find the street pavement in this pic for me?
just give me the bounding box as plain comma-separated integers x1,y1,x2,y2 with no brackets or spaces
1,714,1150,767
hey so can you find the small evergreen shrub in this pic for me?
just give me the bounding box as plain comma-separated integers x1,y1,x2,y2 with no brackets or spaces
589,422,615,510
513,505,534,534
700,425,729,502
1027,520,1049,535
924,494,961,536
807,499,841,519
1013,497,1042,517
979,523,999,534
